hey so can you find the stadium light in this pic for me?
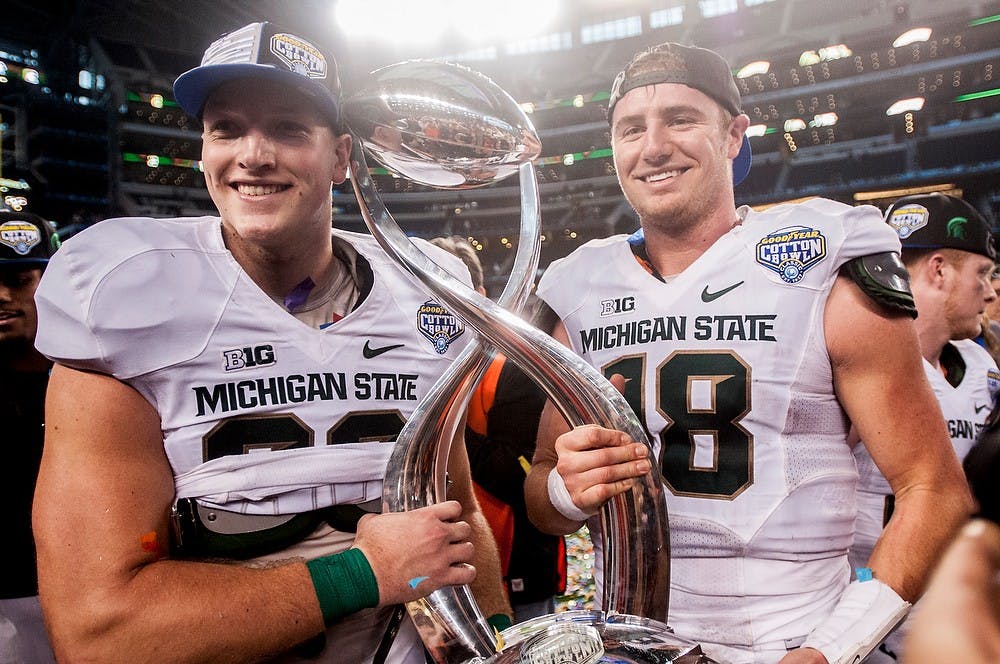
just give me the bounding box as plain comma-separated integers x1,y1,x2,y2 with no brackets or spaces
783,118,806,132
334,0,560,46
854,184,959,202
334,0,449,44
455,0,560,42
799,45,852,66
809,112,838,128
746,124,768,137
893,27,931,48
737,61,770,78
886,97,925,115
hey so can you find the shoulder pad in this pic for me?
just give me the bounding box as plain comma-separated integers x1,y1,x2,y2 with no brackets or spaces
843,252,916,318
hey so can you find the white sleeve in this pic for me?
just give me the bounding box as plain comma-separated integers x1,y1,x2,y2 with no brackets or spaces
34,231,107,371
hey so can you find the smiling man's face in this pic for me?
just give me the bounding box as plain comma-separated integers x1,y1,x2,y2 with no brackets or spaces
200,78,350,255
611,83,744,234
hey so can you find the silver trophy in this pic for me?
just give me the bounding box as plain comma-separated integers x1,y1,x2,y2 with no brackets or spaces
345,60,718,664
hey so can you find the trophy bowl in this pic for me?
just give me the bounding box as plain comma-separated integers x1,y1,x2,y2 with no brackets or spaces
344,59,541,189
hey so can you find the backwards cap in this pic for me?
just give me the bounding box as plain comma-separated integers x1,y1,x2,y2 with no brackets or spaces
607,42,752,185
0,210,60,267
173,22,341,128
885,192,995,260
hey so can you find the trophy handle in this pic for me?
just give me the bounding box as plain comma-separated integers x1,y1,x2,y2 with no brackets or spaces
374,153,542,662
352,138,670,645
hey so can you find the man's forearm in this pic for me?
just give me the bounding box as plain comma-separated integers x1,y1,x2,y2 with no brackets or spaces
524,462,587,536
868,483,973,601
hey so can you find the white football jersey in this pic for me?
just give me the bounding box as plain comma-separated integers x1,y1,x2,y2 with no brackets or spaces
849,341,999,662
34,215,473,663
537,198,901,653
852,338,999,564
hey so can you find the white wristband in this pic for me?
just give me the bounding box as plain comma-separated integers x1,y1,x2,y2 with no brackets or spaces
801,578,910,664
546,468,595,523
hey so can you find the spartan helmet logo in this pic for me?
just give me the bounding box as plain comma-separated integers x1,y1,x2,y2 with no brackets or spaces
946,216,968,240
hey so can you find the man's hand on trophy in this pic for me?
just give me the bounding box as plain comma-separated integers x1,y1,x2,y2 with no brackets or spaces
553,424,653,516
353,500,477,606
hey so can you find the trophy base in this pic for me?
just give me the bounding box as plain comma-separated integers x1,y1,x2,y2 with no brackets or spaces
484,610,726,664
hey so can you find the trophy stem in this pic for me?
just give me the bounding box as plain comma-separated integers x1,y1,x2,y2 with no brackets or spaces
368,150,541,662
352,146,670,640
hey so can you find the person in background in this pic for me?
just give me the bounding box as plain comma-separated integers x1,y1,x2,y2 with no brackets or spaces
903,401,1000,664
524,41,972,664
429,235,566,623
975,266,1000,365
31,22,509,664
849,192,999,661
986,267,1000,323
0,209,59,664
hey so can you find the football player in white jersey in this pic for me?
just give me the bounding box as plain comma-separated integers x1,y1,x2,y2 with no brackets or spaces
850,193,999,661
30,22,510,664
523,42,973,664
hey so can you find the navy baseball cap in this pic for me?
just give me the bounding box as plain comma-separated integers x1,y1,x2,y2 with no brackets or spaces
173,22,342,129
0,210,60,267
607,42,752,185
885,193,995,260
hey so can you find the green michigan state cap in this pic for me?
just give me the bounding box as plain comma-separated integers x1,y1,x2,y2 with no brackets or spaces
885,192,995,260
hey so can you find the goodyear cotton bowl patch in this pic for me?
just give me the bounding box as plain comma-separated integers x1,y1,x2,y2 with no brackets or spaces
886,204,929,240
417,300,465,354
988,368,1000,401
0,220,42,255
270,33,327,80
756,226,827,284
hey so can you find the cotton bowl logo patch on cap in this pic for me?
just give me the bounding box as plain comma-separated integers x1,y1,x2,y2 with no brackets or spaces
0,220,42,255
887,204,929,239
417,300,465,354
756,225,827,284
270,33,327,80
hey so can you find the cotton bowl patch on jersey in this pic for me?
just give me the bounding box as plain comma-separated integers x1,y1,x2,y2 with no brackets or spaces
755,226,827,284
417,300,465,354
989,368,1000,400
886,204,929,239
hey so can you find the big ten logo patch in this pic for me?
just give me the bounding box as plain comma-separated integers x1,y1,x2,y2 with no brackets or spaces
600,296,636,317
223,344,276,372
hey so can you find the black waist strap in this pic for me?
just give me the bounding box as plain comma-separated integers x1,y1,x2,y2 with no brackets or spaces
170,498,375,560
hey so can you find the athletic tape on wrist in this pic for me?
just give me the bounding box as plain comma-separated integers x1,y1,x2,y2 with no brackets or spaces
306,547,380,625
547,468,595,523
801,578,910,664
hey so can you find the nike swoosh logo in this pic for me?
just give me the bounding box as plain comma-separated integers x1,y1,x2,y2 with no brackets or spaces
975,403,990,413
363,341,404,359
701,281,744,302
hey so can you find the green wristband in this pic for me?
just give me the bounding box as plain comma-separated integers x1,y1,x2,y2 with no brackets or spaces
306,548,380,625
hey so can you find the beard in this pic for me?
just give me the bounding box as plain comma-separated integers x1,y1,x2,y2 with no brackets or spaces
943,294,984,341
626,150,734,237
